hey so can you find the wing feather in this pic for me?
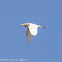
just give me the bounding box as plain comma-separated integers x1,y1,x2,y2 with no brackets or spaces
26,28,33,42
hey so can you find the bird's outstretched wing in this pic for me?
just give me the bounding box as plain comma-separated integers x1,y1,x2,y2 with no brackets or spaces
28,25,38,36
26,28,33,42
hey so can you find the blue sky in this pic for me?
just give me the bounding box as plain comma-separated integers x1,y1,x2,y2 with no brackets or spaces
0,0,62,62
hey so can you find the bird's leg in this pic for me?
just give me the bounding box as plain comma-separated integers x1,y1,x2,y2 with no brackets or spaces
41,27,46,29
38,25,46,29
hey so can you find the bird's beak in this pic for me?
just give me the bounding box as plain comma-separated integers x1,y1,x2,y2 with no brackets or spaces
21,24,25,26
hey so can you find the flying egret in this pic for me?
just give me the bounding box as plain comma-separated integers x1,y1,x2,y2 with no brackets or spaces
21,23,46,42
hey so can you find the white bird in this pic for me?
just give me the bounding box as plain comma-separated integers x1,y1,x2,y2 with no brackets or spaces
21,23,46,42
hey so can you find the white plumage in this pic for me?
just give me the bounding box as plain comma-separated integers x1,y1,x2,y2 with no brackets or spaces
28,24,38,36
21,23,45,42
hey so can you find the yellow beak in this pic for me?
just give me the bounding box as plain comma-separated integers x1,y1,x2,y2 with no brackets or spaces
21,24,25,25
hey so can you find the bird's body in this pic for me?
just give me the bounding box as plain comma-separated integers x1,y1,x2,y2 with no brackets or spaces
21,23,45,42
28,23,38,36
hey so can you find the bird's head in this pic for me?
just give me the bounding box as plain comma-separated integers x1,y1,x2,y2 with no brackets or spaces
21,23,29,27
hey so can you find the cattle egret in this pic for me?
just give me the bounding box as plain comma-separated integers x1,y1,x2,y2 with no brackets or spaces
21,23,46,42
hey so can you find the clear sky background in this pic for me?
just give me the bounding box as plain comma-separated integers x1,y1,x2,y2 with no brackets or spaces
0,0,62,62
